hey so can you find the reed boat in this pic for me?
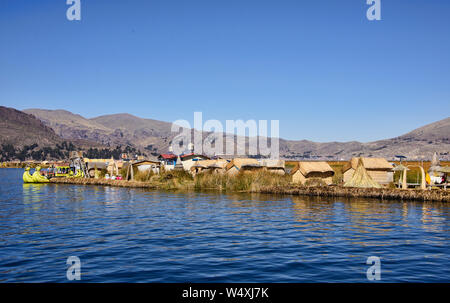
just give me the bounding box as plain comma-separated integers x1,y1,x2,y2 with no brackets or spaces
22,167,34,183
23,165,85,183
23,166,49,183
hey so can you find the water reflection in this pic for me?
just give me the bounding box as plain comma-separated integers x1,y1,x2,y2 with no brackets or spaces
421,203,446,234
22,183,47,212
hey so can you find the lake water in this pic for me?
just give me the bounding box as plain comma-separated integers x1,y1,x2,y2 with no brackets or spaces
0,168,449,282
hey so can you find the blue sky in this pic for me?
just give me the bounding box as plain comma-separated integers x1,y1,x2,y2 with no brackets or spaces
0,0,449,142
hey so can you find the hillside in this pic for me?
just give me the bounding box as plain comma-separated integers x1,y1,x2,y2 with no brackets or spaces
24,109,122,146
399,117,450,141
24,110,176,153
24,108,450,160
91,113,175,151
281,117,450,160
0,107,128,161
0,106,62,147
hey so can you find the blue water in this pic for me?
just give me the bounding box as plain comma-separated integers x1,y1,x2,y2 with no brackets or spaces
0,168,449,282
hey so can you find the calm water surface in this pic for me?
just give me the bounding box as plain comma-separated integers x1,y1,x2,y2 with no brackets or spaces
0,168,449,282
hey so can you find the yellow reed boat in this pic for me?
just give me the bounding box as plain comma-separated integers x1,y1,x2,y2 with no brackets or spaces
22,167,35,183
23,166,49,183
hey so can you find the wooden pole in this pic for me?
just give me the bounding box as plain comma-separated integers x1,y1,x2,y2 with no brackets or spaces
130,161,134,181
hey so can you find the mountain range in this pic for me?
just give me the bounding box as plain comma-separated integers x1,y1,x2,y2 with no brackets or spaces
1,106,448,161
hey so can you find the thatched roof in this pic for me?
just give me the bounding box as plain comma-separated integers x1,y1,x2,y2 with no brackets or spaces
191,163,207,169
181,153,210,161
261,159,285,169
86,162,108,170
291,161,334,177
190,159,228,171
134,159,160,166
225,158,260,170
207,159,228,169
344,158,382,188
343,157,393,172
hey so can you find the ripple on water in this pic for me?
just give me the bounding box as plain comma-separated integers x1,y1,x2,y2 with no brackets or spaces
0,169,449,282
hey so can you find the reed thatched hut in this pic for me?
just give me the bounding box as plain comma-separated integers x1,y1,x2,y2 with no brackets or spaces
180,153,210,171
207,160,228,174
225,158,262,176
343,157,393,185
291,161,335,185
190,159,228,176
344,158,381,188
261,159,286,175
134,158,160,174
190,162,209,176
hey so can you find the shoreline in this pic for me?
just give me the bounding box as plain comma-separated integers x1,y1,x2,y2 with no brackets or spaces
48,177,450,203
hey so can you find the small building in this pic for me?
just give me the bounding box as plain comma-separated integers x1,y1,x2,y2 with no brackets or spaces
180,153,210,171
190,162,209,176
208,160,228,174
344,157,382,188
85,161,108,178
134,158,160,174
291,161,335,185
158,154,178,171
343,157,393,185
158,153,210,171
225,158,263,176
190,159,228,176
261,159,286,175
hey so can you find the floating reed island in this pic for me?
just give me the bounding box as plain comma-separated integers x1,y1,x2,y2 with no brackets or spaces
256,185,449,203
49,170,450,203
17,153,449,202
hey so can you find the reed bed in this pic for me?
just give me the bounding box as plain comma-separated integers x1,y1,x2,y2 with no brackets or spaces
194,171,291,192
49,171,449,202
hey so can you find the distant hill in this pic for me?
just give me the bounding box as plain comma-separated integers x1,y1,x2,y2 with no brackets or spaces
399,117,450,141
91,113,175,151
24,108,121,146
23,108,450,160
0,107,124,161
0,106,62,147
24,110,175,154
281,117,450,160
